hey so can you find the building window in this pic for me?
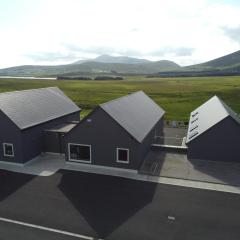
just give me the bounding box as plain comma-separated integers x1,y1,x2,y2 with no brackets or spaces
3,143,14,157
116,148,129,164
68,143,91,163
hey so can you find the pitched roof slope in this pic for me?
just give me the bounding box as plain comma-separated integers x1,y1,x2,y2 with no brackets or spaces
186,95,240,143
0,87,80,129
100,91,165,142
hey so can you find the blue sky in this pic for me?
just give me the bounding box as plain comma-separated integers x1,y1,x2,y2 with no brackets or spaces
0,0,240,68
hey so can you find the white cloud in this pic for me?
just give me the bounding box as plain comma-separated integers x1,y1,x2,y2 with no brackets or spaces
0,0,240,68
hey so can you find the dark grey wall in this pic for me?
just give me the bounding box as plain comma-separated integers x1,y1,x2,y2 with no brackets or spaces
187,116,240,162
66,107,141,170
43,131,65,154
139,118,164,168
21,111,80,163
0,111,23,163
66,107,164,170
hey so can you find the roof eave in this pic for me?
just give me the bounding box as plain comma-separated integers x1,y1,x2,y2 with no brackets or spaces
20,109,81,131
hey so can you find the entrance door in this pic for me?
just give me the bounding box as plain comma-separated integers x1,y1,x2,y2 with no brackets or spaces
58,133,65,154
43,131,65,154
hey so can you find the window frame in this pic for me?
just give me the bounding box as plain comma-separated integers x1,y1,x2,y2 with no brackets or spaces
68,143,92,163
116,148,129,164
3,143,14,157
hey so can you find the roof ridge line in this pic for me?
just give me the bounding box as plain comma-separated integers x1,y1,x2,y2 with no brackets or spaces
0,86,58,96
100,91,144,107
214,96,231,116
218,98,240,123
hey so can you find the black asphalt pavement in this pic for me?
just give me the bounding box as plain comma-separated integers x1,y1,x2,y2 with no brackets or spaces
0,220,86,240
0,170,239,240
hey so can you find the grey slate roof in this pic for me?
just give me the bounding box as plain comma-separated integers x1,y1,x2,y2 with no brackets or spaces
0,87,80,129
186,95,240,143
100,91,165,142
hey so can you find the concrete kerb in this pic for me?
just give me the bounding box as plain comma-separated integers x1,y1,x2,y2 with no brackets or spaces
1,153,240,195
136,174,240,195
64,161,240,195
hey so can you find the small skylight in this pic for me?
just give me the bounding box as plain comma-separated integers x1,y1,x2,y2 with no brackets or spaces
191,117,198,124
189,131,198,139
190,125,198,132
191,111,199,118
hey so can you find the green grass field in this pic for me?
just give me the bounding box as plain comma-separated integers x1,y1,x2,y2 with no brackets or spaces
0,76,240,120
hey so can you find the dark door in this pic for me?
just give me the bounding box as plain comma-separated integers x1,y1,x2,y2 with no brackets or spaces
58,133,65,154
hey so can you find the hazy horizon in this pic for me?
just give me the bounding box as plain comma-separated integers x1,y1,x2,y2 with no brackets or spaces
1,0,240,69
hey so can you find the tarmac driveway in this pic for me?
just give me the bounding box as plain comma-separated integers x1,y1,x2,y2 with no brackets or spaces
0,169,240,240
140,148,240,186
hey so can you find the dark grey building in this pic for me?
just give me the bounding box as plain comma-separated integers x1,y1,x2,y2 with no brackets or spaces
66,91,165,170
186,95,240,162
0,87,80,164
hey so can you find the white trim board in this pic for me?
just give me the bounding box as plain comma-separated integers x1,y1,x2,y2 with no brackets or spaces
3,143,14,157
151,144,187,149
116,148,129,164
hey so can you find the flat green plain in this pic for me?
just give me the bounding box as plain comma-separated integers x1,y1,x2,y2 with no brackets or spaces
1,76,240,121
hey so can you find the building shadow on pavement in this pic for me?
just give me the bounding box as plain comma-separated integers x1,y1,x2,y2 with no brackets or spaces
58,170,157,239
188,158,240,186
0,170,35,201
139,126,167,176
139,147,167,176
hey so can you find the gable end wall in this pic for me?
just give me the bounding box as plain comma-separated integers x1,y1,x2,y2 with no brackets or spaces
0,111,23,163
66,108,143,170
187,116,240,162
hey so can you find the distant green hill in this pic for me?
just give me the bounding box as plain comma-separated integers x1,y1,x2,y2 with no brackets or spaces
73,54,151,64
0,59,181,77
1,50,240,77
187,50,240,71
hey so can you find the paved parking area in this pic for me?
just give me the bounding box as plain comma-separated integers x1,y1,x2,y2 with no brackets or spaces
155,127,187,146
141,148,240,186
0,170,240,240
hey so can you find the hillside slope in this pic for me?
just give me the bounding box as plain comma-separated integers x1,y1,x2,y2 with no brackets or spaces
0,60,181,77
73,55,151,64
187,50,240,71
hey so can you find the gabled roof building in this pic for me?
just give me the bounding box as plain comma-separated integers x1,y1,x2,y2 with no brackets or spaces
66,91,165,170
0,88,165,170
100,91,165,143
186,96,240,162
0,87,80,164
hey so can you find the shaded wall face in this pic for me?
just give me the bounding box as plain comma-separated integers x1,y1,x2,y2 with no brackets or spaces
154,118,164,137
188,117,240,162
21,112,80,163
139,118,164,168
0,112,23,163
43,132,65,154
66,108,141,170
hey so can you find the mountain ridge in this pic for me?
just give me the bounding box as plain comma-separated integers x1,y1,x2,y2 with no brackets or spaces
188,50,240,71
0,56,181,76
73,54,151,64
1,50,240,77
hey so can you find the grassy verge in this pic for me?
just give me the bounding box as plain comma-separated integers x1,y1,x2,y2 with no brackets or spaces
0,76,240,120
